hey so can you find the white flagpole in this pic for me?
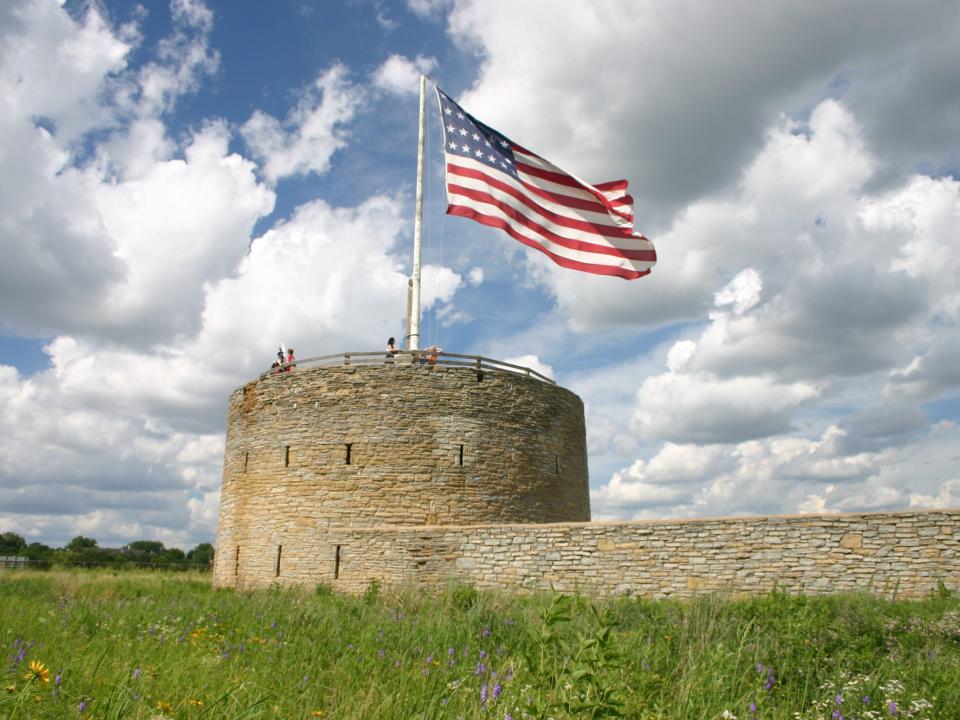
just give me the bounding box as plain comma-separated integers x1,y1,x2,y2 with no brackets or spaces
408,74,427,351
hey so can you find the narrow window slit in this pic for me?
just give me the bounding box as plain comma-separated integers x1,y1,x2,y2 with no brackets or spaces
243,452,249,473
284,445,290,467
345,443,352,465
234,547,240,576
275,545,282,577
458,444,464,466
334,545,341,579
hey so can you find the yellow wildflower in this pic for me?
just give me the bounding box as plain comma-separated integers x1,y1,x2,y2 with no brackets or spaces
189,699,204,707
156,700,174,713
5,684,16,693
311,712,324,718
23,660,51,683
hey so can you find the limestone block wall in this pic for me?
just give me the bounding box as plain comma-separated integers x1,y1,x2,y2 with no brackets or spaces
213,363,590,587
219,511,959,598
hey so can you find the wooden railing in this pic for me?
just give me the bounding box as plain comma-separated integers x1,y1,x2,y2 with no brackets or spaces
260,350,555,385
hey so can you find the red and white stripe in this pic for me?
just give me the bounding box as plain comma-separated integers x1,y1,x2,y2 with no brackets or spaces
444,146,656,280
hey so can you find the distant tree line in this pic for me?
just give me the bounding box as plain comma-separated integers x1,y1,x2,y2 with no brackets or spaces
0,531,213,570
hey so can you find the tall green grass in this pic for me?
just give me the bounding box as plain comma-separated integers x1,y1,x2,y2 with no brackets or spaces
1,570,957,719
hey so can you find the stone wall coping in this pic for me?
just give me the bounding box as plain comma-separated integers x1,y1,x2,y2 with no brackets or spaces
324,508,960,534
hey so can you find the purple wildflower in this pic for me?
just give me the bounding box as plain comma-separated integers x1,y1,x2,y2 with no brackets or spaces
749,702,757,714
475,662,486,675
888,700,898,715
54,674,62,687
15,648,25,663
836,692,844,705
764,674,776,691
426,655,433,665
448,647,455,657
78,700,87,713
493,683,502,700
756,663,764,673
506,715,513,720
482,626,491,638
863,696,871,705
132,667,141,679
481,683,488,705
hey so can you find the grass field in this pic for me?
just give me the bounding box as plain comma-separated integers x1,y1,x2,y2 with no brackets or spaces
1,570,958,719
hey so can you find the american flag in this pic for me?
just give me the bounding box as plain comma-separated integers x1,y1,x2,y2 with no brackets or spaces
435,87,656,280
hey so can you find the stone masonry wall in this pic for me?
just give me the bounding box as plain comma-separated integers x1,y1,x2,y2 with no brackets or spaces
213,364,959,599
213,363,590,587
221,511,959,598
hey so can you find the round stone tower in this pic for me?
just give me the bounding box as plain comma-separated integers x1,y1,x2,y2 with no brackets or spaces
213,359,590,588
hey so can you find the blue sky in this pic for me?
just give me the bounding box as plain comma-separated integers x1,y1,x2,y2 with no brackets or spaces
1,0,959,549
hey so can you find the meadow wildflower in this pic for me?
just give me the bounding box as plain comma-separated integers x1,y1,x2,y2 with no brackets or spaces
23,659,51,683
